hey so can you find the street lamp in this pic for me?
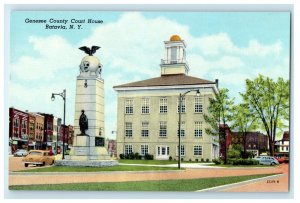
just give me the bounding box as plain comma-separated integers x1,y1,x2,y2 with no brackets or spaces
178,89,200,169
51,89,66,160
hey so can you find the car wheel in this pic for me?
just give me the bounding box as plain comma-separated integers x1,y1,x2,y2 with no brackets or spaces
42,162,45,166
271,162,275,166
51,160,55,165
25,163,28,167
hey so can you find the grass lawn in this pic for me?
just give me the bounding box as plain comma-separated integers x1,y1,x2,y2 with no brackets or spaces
9,174,274,191
16,165,181,172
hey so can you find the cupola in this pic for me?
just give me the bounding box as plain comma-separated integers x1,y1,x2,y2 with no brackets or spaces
160,35,189,75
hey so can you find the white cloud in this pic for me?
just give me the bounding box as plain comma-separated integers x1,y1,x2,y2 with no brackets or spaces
189,32,283,58
189,54,244,77
11,35,81,81
80,13,191,78
240,40,282,57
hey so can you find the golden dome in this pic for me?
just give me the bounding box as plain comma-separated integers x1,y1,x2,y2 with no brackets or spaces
170,35,182,41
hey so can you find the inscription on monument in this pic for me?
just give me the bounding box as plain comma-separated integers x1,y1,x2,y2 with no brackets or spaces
95,137,104,147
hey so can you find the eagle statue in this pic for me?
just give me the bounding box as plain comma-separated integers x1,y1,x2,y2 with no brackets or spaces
79,46,100,56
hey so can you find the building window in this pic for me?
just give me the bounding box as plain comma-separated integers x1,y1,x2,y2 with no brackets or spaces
195,97,203,113
13,118,19,128
141,145,149,156
125,99,133,114
157,146,170,156
159,98,168,113
141,122,149,137
47,121,52,130
177,97,186,113
125,122,132,137
286,146,289,151
177,145,185,156
171,47,177,63
177,122,185,137
194,145,203,155
22,120,27,134
141,98,150,114
30,123,35,131
22,120,27,129
124,145,133,155
159,121,167,137
195,122,203,138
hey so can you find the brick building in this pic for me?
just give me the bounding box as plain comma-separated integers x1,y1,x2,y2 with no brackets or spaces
9,107,29,153
219,124,233,159
231,131,269,156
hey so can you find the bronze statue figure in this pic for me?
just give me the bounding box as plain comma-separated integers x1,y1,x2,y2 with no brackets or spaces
79,110,88,135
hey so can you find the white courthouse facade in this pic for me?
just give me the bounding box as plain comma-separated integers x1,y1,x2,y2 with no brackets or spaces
113,35,219,161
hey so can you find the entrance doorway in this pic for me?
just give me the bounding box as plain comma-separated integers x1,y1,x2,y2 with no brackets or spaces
156,146,169,160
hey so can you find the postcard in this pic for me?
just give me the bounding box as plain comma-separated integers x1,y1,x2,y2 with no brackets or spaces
6,8,291,197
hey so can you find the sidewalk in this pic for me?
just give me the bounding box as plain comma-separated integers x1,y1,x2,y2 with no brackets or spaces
118,163,224,168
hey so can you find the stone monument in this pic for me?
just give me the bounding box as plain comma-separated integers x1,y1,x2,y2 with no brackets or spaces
55,46,117,167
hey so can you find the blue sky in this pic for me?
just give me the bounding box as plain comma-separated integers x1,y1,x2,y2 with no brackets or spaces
9,11,290,139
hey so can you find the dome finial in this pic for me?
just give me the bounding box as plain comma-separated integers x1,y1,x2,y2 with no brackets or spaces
170,35,181,41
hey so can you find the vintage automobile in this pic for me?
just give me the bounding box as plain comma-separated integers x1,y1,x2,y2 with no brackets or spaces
22,150,55,167
13,149,28,157
254,156,279,166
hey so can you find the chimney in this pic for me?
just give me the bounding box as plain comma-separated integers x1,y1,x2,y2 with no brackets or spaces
215,79,219,88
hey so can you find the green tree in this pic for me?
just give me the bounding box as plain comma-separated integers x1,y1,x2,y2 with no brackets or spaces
228,144,242,159
231,103,258,157
204,88,234,164
240,75,289,156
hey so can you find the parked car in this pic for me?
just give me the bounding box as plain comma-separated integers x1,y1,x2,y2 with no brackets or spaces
22,150,55,167
254,156,279,166
13,149,28,157
275,157,285,164
275,156,289,164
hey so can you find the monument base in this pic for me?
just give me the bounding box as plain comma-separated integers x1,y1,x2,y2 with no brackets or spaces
55,159,118,167
54,134,117,167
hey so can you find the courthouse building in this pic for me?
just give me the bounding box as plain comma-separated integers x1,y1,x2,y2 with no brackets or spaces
113,35,219,161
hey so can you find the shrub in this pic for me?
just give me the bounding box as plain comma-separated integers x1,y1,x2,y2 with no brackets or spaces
189,159,192,162
201,158,204,162
128,153,135,160
212,158,221,165
134,152,142,160
119,153,125,159
195,159,199,162
206,158,210,162
169,156,173,161
241,151,255,159
181,158,184,162
232,159,259,165
144,154,154,160
228,148,241,159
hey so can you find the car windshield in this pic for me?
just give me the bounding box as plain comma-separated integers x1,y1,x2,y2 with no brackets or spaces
29,151,42,155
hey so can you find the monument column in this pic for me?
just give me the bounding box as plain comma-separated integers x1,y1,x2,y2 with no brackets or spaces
55,46,117,166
